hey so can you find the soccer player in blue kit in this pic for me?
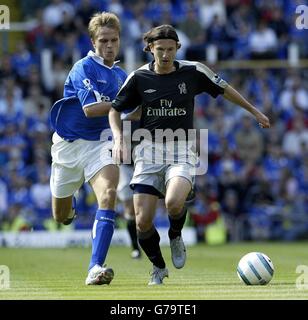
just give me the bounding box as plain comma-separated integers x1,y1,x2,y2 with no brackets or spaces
49,12,126,285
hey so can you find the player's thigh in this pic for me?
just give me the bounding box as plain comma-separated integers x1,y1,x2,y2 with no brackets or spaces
84,139,114,182
50,162,84,202
165,176,192,213
133,193,158,231
85,139,118,192
89,164,119,200
50,136,85,199
50,163,82,219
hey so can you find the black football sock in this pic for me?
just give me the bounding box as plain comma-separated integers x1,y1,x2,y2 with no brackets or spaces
138,226,166,269
127,218,139,251
168,207,187,240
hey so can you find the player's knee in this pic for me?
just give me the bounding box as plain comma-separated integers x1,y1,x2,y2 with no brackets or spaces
135,215,151,232
136,221,151,233
97,187,117,208
165,198,183,216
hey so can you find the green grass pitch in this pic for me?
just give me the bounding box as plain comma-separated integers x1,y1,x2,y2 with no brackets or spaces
0,242,307,300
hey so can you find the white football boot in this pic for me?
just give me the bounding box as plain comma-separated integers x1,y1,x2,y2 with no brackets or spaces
148,265,169,285
170,236,186,269
85,264,114,285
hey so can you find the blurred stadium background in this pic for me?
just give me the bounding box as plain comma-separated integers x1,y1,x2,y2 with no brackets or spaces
0,0,307,248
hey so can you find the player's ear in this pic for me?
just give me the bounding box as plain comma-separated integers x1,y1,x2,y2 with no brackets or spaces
91,38,95,49
177,42,181,50
149,43,154,54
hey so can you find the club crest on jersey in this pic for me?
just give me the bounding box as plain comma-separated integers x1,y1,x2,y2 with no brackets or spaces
178,82,187,94
82,78,93,90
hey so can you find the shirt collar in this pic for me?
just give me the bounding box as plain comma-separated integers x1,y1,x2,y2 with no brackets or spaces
149,60,179,72
87,50,120,69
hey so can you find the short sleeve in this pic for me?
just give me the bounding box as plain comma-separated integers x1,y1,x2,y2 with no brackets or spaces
112,72,142,112
68,63,103,109
195,62,228,98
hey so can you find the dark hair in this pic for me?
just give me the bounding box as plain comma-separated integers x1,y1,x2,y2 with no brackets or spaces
143,25,180,52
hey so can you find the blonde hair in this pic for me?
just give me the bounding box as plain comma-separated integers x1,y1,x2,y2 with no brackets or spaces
88,12,121,40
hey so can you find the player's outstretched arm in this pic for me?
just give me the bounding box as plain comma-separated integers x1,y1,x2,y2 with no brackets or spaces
83,102,112,117
223,84,270,128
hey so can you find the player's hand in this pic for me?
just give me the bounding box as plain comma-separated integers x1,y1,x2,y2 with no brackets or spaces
112,137,123,164
255,113,270,128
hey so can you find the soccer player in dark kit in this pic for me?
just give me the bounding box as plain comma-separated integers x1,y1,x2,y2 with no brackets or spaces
99,24,270,285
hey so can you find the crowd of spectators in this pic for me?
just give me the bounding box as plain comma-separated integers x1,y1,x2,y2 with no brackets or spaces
0,0,307,242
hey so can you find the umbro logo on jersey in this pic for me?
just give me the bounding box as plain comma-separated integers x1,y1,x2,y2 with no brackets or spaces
144,89,157,93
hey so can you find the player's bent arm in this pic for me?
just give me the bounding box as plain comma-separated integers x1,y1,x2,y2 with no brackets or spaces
83,101,112,117
121,106,142,121
223,84,270,128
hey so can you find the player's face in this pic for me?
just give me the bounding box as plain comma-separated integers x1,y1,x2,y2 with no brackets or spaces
92,26,120,67
150,39,178,73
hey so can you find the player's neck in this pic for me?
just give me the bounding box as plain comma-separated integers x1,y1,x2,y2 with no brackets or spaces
154,62,175,74
94,50,114,67
102,58,115,67
104,61,114,67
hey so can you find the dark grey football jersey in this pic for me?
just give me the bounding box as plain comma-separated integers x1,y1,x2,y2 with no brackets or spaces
112,60,228,138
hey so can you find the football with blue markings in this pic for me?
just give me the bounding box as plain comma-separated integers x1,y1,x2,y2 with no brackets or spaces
237,252,274,285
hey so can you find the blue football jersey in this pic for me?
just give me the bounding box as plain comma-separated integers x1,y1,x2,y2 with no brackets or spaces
50,51,127,141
